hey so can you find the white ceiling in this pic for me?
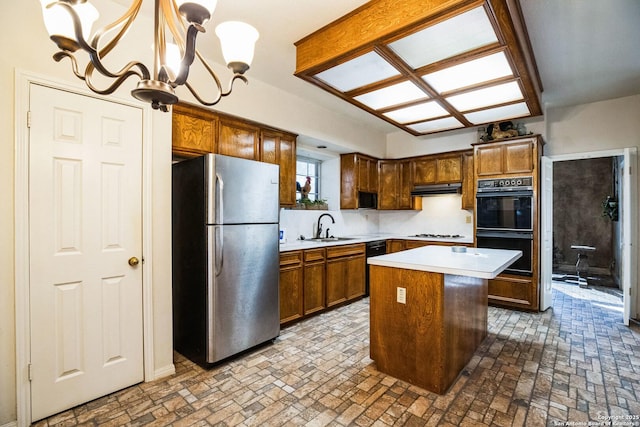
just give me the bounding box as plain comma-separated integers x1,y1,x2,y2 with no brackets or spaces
115,0,640,135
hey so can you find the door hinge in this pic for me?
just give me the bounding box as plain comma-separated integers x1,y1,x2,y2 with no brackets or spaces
28,363,33,381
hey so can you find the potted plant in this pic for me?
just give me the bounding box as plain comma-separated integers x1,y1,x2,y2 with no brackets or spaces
299,198,328,210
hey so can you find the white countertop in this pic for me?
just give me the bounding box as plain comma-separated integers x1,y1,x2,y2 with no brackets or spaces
279,234,473,252
367,245,522,279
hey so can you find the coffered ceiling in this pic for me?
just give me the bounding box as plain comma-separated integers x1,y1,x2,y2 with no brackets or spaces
294,0,543,136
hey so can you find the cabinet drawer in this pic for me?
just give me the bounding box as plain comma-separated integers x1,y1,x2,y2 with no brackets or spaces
326,243,365,259
304,248,326,263
280,250,303,267
488,275,533,306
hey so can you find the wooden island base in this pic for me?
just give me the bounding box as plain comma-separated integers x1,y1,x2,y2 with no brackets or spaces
369,265,488,394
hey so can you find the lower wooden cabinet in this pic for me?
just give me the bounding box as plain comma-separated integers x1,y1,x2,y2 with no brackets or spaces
279,251,303,324
279,244,364,325
386,239,406,253
326,244,366,307
303,248,326,315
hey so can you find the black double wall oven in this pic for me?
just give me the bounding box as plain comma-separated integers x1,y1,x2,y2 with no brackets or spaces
476,177,533,276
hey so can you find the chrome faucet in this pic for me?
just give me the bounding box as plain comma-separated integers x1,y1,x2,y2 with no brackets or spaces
315,213,335,239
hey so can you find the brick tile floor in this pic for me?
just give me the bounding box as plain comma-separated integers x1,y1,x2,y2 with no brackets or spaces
35,282,640,426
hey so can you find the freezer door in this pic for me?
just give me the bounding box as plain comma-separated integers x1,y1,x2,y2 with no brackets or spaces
207,223,280,363
206,154,280,225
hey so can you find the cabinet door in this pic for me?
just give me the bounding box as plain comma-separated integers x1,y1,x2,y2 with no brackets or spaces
476,144,504,176
218,118,259,160
357,156,378,192
326,258,347,307
345,255,365,301
261,130,297,207
279,265,303,324
279,134,297,206
387,239,406,253
172,103,216,156
461,151,475,210
404,240,429,250
436,156,462,183
413,157,437,185
368,158,379,193
304,261,326,315
378,161,398,210
340,154,358,209
504,140,534,174
398,160,414,209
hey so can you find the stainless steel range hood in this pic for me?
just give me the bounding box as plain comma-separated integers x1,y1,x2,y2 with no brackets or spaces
411,183,462,196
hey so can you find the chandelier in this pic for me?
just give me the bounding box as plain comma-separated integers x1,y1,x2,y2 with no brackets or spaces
39,0,259,111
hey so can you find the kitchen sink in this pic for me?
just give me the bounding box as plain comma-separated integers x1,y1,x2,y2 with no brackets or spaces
308,237,355,242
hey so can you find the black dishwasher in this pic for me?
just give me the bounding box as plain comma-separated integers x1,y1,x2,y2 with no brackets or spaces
365,240,387,296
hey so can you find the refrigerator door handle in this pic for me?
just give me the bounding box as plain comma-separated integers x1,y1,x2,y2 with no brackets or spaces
214,226,223,276
215,173,224,276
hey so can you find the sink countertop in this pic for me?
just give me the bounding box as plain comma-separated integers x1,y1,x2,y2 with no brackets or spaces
367,245,522,279
279,233,473,252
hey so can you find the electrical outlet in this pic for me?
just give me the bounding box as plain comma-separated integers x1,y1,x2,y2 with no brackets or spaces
466,215,472,224
397,287,406,304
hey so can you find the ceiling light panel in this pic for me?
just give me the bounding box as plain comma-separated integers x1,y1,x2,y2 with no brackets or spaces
407,117,464,133
383,101,448,124
314,51,401,92
446,81,523,111
422,52,513,93
464,102,531,124
388,6,498,70
354,81,429,110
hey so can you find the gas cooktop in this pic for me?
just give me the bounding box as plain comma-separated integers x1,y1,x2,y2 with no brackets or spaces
411,233,464,239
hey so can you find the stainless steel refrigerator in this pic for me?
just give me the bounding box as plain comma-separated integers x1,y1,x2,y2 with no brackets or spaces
172,153,280,366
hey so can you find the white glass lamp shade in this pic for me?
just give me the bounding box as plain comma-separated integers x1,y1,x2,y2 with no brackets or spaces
176,0,217,25
40,0,99,49
215,21,259,74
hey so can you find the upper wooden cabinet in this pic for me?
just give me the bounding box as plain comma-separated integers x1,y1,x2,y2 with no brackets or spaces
172,103,297,207
378,160,421,211
357,154,378,193
412,153,462,185
474,136,540,177
260,130,297,207
461,151,474,210
171,103,217,157
217,117,259,161
340,153,379,209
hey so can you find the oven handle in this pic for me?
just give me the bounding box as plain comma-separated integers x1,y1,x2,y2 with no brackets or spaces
476,190,533,198
476,230,533,239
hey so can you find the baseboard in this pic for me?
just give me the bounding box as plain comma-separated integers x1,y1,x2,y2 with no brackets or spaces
152,363,176,381
1,420,18,427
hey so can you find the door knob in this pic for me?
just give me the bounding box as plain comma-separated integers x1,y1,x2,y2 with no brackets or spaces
128,257,140,267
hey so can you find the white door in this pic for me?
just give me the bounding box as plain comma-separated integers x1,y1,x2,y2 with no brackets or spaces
622,148,637,325
29,84,144,421
540,156,553,311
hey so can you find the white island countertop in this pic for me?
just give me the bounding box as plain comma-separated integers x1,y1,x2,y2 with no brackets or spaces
367,245,522,279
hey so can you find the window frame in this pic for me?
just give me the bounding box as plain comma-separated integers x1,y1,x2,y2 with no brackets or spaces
296,156,321,202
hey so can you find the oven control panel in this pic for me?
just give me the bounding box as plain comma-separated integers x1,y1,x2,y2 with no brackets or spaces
477,176,533,192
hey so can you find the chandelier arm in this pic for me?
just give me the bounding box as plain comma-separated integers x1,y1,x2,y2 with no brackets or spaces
184,74,248,107
53,51,86,81
88,0,143,59
53,1,150,81
83,65,150,96
170,24,203,87
164,0,186,47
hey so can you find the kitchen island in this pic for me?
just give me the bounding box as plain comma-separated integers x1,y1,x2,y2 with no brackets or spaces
367,246,521,394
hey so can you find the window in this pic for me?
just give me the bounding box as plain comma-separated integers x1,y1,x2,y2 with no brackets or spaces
296,156,321,201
